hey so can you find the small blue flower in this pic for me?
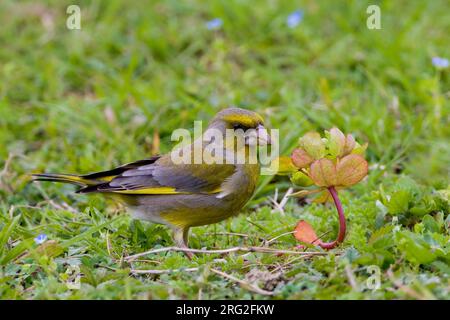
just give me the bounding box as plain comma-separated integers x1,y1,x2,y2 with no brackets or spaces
286,10,304,28
206,18,223,30
432,57,449,68
34,234,47,244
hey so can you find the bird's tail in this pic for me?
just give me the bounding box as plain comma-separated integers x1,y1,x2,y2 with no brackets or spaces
31,173,97,187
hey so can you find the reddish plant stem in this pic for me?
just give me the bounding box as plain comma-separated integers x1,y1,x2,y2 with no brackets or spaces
318,186,346,249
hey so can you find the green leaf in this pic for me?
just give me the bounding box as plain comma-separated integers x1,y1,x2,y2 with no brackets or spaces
351,142,368,155
395,231,436,265
313,190,332,203
326,127,345,158
299,132,326,159
290,171,314,187
387,190,411,215
290,189,322,198
368,225,395,249
422,215,440,233
432,261,450,275
0,238,34,265
61,216,124,248
32,240,64,258
0,215,21,259
267,156,297,175
342,247,360,263
354,250,394,267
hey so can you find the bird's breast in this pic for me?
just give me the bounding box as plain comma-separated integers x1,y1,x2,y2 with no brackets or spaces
216,163,260,200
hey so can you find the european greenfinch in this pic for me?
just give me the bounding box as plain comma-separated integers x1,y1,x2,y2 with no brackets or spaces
32,108,270,257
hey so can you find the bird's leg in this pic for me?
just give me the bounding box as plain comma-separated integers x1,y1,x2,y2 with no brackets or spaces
173,227,193,259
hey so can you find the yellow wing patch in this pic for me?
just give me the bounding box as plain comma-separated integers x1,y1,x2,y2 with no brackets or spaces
97,175,116,182
112,187,186,195
111,186,223,195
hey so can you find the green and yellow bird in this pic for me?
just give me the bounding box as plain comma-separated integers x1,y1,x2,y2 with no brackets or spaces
32,108,270,257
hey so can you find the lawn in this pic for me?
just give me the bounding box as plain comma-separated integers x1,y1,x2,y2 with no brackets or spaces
0,0,449,299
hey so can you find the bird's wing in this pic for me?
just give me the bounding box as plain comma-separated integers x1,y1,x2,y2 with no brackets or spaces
79,156,161,182
77,155,237,195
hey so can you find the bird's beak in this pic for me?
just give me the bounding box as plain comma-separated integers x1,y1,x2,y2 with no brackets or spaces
256,124,271,146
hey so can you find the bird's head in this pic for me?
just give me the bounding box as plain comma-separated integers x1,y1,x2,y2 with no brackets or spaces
208,107,271,146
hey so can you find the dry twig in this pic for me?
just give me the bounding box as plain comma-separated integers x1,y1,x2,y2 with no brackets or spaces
131,267,199,275
130,266,275,296
269,187,294,215
345,264,359,291
387,267,430,300
210,268,274,296
125,246,329,262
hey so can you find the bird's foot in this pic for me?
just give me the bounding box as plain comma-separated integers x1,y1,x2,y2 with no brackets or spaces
179,244,194,260
173,227,193,259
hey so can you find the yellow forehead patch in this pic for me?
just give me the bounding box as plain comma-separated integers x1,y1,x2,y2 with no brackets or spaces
222,113,264,127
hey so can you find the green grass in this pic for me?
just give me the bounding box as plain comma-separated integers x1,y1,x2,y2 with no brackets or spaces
0,0,449,299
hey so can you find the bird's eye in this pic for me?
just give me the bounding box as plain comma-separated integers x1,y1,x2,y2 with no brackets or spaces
233,123,248,131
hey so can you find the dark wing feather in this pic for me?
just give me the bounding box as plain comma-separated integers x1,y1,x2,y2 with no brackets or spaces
77,155,236,195
80,156,160,181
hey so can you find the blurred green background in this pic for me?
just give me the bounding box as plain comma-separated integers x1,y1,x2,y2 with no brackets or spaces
0,0,449,299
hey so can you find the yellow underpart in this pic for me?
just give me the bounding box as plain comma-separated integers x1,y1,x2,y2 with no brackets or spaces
161,205,235,228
